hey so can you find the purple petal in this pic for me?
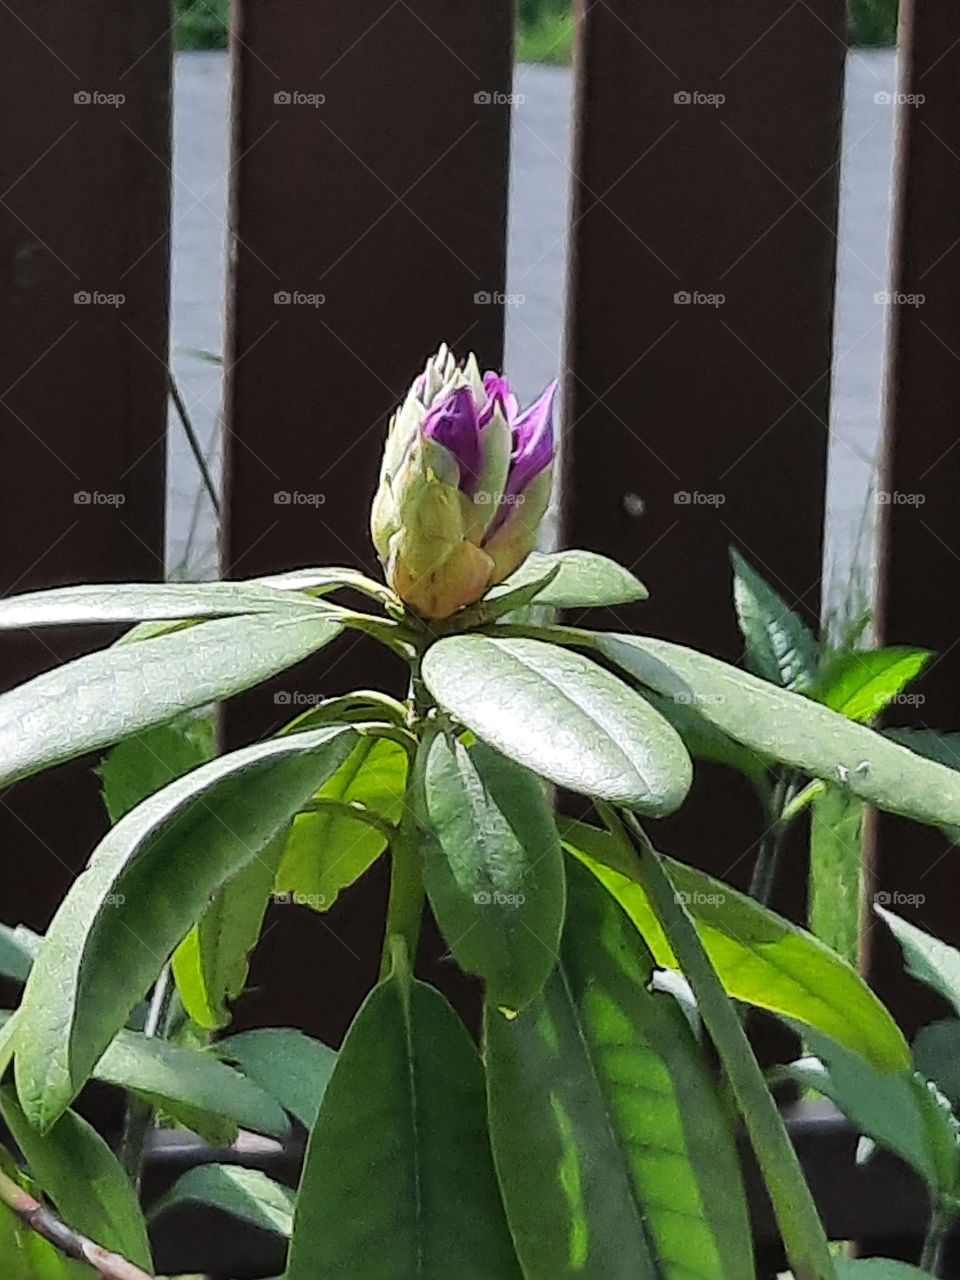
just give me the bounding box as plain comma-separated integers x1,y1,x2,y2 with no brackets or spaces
504,381,557,499
480,372,519,426
422,386,482,493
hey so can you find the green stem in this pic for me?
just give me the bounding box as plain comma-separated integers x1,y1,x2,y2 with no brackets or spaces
380,808,424,981
749,770,800,905
920,1198,953,1276
619,812,836,1280
300,797,398,843
121,966,173,1189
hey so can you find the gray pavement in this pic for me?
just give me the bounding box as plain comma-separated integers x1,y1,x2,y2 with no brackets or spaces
169,51,897,606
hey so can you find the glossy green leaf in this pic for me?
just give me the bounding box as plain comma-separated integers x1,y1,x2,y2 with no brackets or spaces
490,550,648,610
0,1087,152,1270
564,820,909,1073
913,1020,960,1110
811,647,930,723
98,711,216,823
0,579,333,630
288,959,519,1280
174,828,287,1030
730,549,818,690
808,785,866,965
596,633,960,830
150,1164,295,1236
779,1034,958,1195
215,1028,337,1130
486,858,753,1280
0,612,343,787
275,736,407,914
419,732,564,1010
422,636,692,815
14,724,358,1131
641,689,770,782
876,906,960,1016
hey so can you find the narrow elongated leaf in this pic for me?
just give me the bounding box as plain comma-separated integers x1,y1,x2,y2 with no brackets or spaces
99,712,216,823
779,1035,958,1195
597,633,960,830
215,1028,337,1130
15,725,358,1131
0,1088,152,1270
884,728,960,843
876,906,960,1016
808,786,865,964
150,1164,295,1236
486,859,753,1280
422,636,691,815
642,690,769,782
419,733,564,1010
564,820,909,1073
0,580,329,630
0,612,343,787
275,736,407,913
730,550,819,690
173,828,288,1030
288,961,519,1280
490,550,648,609
810,647,931,723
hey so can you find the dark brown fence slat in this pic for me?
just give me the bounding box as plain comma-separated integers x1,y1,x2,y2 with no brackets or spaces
871,1,960,1033
563,0,845,913
0,6,170,932
222,0,515,1042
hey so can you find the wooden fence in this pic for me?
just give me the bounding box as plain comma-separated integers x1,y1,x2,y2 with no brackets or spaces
1,0,958,1068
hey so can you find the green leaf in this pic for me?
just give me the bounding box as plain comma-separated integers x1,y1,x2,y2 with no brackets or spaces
214,1028,337,1130
0,925,41,985
0,612,343,787
640,689,769,782
596,633,960,830
779,1034,958,1195
0,1087,152,1270
99,711,216,823
150,1164,295,1236
564,820,909,1073
808,785,866,965
913,1020,960,1111
173,828,287,1030
884,728,960,843
422,636,692,815
14,724,358,1131
877,906,960,1016
0,1195,88,1279
418,732,564,1011
834,1264,935,1280
486,858,753,1280
288,959,519,1280
810,647,931,723
275,736,408,913
0,579,334,629
489,550,648,610
730,549,819,690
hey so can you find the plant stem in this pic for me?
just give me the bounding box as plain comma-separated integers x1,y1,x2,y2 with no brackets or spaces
0,1165,154,1279
750,770,800,905
380,809,424,981
300,797,398,843
121,966,173,1189
920,1198,953,1276
620,812,836,1280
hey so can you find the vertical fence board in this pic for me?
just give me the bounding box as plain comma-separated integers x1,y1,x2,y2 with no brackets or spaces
563,0,845,921
0,5,170,933
871,2,960,1033
223,0,515,1042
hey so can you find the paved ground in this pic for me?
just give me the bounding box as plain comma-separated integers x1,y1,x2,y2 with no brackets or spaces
169,51,898,603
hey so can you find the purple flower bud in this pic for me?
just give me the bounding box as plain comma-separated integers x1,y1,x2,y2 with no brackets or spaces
494,380,557,522
422,386,482,494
